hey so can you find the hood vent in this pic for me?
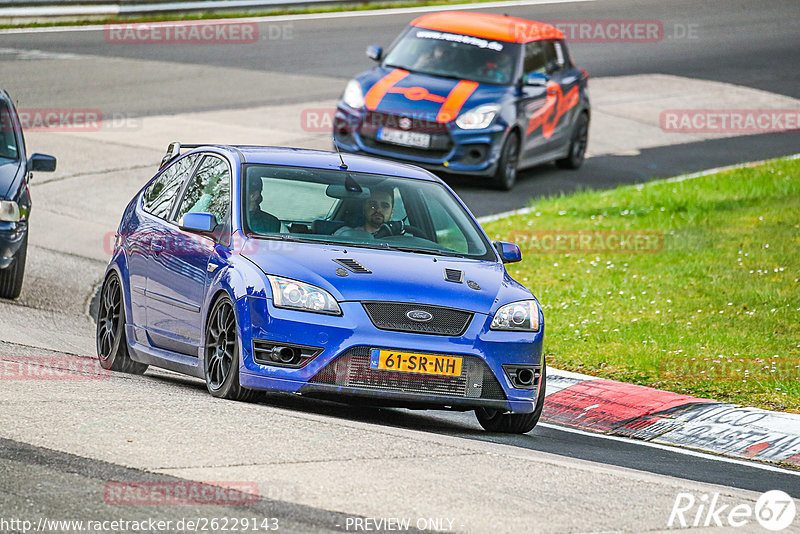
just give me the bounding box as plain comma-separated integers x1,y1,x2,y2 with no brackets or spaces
333,258,371,274
443,268,464,283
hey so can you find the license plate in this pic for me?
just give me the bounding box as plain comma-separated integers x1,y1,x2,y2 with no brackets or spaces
377,128,431,148
369,349,462,376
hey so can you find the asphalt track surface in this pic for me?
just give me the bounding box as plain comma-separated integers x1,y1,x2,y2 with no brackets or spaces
1,0,800,531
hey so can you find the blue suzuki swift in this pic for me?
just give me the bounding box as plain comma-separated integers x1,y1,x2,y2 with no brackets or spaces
334,11,590,190
98,143,545,433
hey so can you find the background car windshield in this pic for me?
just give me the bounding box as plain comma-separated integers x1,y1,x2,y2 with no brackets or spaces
383,29,519,85
242,164,493,260
0,101,19,161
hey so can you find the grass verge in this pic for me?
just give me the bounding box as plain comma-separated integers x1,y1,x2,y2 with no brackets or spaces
483,157,800,413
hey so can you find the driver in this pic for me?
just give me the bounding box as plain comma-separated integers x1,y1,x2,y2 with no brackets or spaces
334,187,394,238
413,40,448,71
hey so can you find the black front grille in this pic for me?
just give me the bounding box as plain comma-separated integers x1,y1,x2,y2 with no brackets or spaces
308,346,506,400
362,302,472,336
359,111,452,159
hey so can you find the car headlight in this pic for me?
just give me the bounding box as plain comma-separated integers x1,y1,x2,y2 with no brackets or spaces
267,275,341,315
342,80,365,109
0,200,20,222
455,104,500,129
491,300,541,332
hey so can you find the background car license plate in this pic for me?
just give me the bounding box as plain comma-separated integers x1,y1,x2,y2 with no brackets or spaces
369,349,462,376
377,128,431,148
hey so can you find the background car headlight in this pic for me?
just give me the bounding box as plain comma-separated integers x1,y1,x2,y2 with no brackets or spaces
342,80,365,109
267,275,341,315
491,300,541,331
0,200,20,222
455,104,500,129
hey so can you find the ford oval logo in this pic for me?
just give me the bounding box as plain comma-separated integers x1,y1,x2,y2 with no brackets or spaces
406,310,433,322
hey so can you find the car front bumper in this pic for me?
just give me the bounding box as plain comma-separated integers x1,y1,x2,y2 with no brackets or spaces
333,106,506,178
236,296,544,414
0,222,26,270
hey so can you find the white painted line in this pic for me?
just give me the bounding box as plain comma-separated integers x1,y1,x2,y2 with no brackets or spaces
539,422,800,476
0,0,596,34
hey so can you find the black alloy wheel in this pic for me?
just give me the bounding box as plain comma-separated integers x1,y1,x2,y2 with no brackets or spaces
475,359,547,434
96,273,148,374
492,132,520,190
204,295,255,402
556,112,589,169
0,234,27,300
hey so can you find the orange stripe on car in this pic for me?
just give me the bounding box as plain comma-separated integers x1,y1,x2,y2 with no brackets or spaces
436,81,479,123
365,69,410,111
526,83,580,138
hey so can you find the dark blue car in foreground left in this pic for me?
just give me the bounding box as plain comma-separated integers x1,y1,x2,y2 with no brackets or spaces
98,143,546,433
0,89,57,299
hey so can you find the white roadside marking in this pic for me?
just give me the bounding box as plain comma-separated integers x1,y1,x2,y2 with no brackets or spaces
539,423,800,476
0,0,597,35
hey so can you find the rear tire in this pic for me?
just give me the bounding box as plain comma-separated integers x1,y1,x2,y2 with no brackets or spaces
96,273,148,374
491,132,520,190
556,112,589,170
204,295,256,402
0,233,27,300
475,360,547,434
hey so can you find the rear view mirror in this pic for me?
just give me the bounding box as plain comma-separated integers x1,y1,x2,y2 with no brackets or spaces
524,72,549,86
179,212,218,236
366,45,383,61
493,241,522,263
28,153,56,172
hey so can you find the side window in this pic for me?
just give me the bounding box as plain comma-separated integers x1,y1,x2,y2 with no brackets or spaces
142,154,199,220
174,155,231,225
523,42,547,76
543,40,567,72
553,40,569,69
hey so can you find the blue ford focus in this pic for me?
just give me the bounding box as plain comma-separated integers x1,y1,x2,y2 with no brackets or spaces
98,143,545,433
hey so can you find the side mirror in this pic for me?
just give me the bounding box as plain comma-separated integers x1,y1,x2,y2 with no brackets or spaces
493,241,522,264
28,153,56,172
366,45,383,61
524,72,549,86
179,212,218,236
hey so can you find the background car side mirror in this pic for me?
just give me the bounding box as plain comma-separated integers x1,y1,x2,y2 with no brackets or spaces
28,153,57,172
493,241,522,263
179,212,218,237
366,45,383,62
524,72,549,86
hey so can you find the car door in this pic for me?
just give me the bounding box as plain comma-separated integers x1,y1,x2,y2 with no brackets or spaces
131,153,200,336
540,39,582,152
146,153,232,357
518,39,577,163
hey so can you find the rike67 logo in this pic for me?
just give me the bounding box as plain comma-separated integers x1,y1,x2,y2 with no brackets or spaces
668,490,796,531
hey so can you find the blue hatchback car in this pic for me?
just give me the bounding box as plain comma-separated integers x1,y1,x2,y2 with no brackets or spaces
334,11,590,190
98,143,546,433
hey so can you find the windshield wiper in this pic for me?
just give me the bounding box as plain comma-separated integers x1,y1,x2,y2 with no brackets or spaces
376,243,465,258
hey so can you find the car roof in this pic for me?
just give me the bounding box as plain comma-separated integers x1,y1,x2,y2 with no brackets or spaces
187,145,441,182
410,11,563,44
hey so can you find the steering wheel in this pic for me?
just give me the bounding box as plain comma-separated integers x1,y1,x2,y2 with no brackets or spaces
374,221,428,239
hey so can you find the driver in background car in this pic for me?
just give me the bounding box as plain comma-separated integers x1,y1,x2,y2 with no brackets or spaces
334,187,394,238
246,175,281,234
412,40,449,72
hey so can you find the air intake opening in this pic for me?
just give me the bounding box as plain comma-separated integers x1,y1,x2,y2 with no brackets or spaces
443,268,464,283
334,258,371,273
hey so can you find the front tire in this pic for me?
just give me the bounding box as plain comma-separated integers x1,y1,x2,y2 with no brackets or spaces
556,112,589,170
96,273,148,374
0,233,27,300
491,132,520,190
475,360,547,434
204,295,255,402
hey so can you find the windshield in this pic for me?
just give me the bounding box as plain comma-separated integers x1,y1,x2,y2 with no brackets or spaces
383,28,519,85
0,101,20,161
241,164,495,261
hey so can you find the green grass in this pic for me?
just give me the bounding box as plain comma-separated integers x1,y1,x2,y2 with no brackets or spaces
0,0,503,29
483,157,800,413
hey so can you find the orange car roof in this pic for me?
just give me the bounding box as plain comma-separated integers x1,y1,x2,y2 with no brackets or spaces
410,11,564,44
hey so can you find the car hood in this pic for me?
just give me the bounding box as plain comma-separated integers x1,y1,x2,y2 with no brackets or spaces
242,239,533,314
0,159,23,199
356,66,512,122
